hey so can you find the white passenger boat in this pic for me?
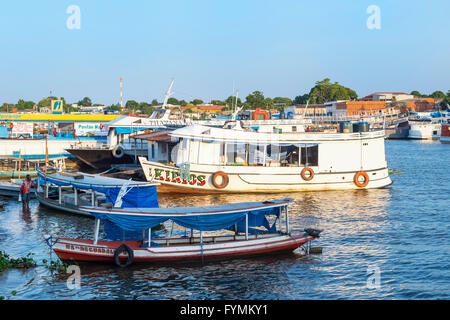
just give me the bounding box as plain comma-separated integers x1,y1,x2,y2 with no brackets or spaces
408,119,442,140
139,123,392,193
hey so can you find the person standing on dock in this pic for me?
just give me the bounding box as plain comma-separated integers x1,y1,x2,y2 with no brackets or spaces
21,175,36,211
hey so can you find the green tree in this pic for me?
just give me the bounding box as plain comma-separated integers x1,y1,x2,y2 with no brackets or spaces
151,99,159,106
245,91,265,108
141,104,155,115
179,100,188,106
293,94,309,105
78,97,92,106
1,103,12,112
108,103,122,111
273,97,293,107
430,91,446,99
210,100,225,105
411,90,422,97
191,99,204,105
167,97,180,105
125,100,139,111
263,97,274,109
308,79,357,104
38,97,57,109
225,96,242,107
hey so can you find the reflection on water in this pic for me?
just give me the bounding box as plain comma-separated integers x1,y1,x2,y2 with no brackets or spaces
0,140,449,299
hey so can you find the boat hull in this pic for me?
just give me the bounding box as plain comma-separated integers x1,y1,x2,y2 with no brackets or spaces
52,233,315,264
66,147,134,170
140,159,392,193
36,191,93,216
408,123,441,140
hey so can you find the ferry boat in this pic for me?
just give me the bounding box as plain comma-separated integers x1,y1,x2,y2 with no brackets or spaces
138,122,392,193
440,121,450,144
45,197,322,266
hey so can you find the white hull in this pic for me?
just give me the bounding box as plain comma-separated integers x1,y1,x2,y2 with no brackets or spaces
408,123,441,140
140,159,392,193
0,138,102,158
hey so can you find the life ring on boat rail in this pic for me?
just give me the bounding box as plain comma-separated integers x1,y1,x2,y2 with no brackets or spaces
144,129,151,134
211,171,229,189
112,146,124,159
9,123,13,129
301,167,314,181
354,171,369,188
114,244,134,267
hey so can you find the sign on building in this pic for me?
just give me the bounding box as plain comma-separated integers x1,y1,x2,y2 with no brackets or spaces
74,123,108,136
51,100,64,114
11,122,34,137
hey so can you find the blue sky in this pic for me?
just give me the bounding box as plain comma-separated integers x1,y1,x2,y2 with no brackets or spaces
0,0,449,105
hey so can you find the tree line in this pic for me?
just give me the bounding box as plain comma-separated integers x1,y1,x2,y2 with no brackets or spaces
2,79,449,114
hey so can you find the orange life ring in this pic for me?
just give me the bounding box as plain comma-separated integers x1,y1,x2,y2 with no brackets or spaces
301,167,314,181
144,129,151,134
354,171,369,188
9,123,13,129
211,171,229,189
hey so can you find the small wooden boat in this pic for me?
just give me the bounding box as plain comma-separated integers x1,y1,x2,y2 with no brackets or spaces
46,198,322,266
0,179,36,198
35,168,159,216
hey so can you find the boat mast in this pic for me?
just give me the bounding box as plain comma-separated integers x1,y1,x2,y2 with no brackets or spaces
162,78,175,109
302,98,310,117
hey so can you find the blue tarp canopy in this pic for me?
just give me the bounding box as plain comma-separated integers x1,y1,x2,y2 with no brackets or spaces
84,199,292,232
37,171,159,208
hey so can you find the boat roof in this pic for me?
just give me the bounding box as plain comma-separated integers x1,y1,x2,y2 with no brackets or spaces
169,124,383,143
37,170,158,188
81,198,294,217
79,198,294,232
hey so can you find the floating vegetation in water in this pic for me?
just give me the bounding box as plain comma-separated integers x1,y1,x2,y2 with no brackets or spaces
42,256,76,273
0,251,36,272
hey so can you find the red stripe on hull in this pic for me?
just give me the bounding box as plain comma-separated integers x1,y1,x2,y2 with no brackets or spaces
53,235,313,264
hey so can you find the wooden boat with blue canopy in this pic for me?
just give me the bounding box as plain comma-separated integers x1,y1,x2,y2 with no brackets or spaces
35,168,159,216
46,198,322,266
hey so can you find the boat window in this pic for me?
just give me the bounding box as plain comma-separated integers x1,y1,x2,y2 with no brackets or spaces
226,143,247,164
280,145,299,166
248,144,267,165
301,146,318,166
151,144,155,159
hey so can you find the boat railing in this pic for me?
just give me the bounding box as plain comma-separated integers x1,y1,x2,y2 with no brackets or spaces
68,143,112,150
147,231,283,247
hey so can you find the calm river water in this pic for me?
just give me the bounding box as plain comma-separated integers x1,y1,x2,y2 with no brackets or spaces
0,140,449,300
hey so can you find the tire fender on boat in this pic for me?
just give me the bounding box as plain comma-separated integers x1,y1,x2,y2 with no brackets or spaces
112,146,124,159
211,171,229,189
114,244,134,267
301,167,314,181
354,171,369,188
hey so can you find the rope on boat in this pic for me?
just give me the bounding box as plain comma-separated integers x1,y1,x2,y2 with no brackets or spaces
44,235,59,248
